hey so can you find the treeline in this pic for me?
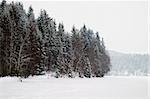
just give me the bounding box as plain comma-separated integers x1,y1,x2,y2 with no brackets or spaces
0,0,111,78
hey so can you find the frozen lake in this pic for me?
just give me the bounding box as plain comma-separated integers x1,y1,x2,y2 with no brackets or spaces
0,76,149,99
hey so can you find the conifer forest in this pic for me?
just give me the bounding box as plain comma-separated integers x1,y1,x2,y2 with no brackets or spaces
0,0,111,78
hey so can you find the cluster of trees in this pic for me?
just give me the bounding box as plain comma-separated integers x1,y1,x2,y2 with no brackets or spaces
0,0,111,78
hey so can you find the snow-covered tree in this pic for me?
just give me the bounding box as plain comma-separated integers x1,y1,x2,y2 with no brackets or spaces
80,25,92,77
54,23,65,77
93,32,110,77
0,0,111,78
71,26,83,76
37,10,56,72
18,6,42,77
0,0,11,76
63,33,73,77
8,2,28,77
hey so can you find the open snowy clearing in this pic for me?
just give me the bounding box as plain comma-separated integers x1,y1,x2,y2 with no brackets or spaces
0,76,149,99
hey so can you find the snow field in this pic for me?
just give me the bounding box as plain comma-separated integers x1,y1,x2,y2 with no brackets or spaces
0,76,149,99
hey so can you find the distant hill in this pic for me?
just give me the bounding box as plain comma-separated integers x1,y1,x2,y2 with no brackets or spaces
108,50,149,76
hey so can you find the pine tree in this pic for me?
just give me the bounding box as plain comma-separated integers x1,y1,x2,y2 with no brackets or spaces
93,32,110,77
0,0,5,76
36,35,45,75
0,0,12,76
80,25,92,77
100,37,110,75
63,33,73,77
55,23,65,77
37,10,57,73
47,18,57,73
37,10,51,72
18,6,42,78
71,26,83,76
71,26,78,72
8,2,28,76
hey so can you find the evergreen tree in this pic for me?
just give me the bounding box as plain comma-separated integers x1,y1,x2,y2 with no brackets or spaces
94,32,110,77
36,35,45,75
100,37,110,75
47,19,57,73
0,0,11,76
0,0,111,78
18,6,41,78
37,10,57,73
9,2,28,76
80,25,92,77
55,23,65,77
63,33,73,77
71,26,83,76
71,26,78,72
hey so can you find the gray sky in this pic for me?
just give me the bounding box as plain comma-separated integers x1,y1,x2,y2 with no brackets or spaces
8,0,148,54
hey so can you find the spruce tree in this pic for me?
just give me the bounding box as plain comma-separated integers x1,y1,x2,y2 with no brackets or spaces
63,33,73,77
55,23,65,77
20,6,41,77
37,10,51,72
80,25,92,77
71,26,83,76
0,0,12,76
37,10,57,73
9,2,28,77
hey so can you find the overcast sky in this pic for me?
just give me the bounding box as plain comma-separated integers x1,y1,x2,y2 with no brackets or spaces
7,0,148,54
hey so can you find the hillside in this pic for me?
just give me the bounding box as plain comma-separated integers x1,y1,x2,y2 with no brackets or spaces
108,50,149,76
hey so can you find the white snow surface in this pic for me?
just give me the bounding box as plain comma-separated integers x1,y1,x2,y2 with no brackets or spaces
0,75,149,99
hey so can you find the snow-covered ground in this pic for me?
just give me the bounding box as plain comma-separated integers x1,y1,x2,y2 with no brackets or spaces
0,75,149,99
